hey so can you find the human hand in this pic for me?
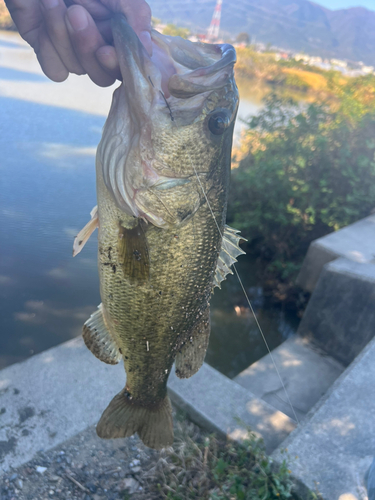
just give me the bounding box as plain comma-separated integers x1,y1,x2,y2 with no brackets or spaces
4,0,152,87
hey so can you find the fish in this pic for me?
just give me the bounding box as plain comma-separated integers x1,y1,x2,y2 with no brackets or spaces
73,15,244,449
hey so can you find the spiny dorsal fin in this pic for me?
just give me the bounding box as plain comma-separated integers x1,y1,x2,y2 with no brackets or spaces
214,225,246,289
175,307,210,379
73,206,99,257
83,304,122,365
118,220,150,284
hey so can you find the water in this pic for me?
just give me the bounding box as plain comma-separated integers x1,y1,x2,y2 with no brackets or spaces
0,31,298,374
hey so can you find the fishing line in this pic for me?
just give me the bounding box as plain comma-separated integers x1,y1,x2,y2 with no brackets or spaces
189,157,300,425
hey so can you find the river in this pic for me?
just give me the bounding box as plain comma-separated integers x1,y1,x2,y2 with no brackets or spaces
0,31,297,376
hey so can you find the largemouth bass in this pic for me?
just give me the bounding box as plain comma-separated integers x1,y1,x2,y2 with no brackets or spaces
74,15,243,449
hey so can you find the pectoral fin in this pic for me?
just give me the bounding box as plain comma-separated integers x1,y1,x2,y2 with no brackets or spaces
214,225,246,289
83,303,122,365
118,220,150,284
73,206,99,257
175,307,210,379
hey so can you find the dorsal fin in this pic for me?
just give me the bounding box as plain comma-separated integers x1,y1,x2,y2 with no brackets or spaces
214,225,246,289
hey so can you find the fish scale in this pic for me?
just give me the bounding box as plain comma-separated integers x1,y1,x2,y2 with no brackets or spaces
97,164,223,403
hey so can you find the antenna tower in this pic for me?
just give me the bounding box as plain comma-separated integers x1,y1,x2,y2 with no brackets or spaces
207,0,222,41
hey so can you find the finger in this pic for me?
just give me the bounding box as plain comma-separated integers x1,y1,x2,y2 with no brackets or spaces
41,0,85,75
95,19,113,44
100,0,153,55
96,45,121,81
5,0,43,48
66,5,116,87
66,0,111,20
36,28,69,81
123,1,152,37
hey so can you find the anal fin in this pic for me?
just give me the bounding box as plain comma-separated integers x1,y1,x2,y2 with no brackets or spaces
73,206,99,257
175,307,210,379
214,225,246,289
83,303,122,365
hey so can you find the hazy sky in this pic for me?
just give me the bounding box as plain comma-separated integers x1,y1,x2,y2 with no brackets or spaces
316,0,375,10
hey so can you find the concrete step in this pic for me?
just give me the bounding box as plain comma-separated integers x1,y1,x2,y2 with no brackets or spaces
234,335,345,421
0,338,296,473
272,333,375,500
168,363,295,454
298,258,375,367
297,213,375,292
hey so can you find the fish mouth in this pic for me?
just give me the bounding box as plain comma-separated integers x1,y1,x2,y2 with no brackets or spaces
99,15,237,225
111,15,236,116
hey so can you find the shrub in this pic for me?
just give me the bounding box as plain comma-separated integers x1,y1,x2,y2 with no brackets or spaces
162,23,190,38
0,0,14,29
228,95,375,283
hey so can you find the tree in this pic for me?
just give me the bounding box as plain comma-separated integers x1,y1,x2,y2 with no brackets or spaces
163,23,190,39
228,95,375,283
236,32,250,45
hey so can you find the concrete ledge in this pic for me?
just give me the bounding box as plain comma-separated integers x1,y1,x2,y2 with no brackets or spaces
296,242,338,293
168,364,296,454
297,214,375,292
298,258,375,366
0,338,124,473
234,335,344,421
272,333,375,500
0,338,295,473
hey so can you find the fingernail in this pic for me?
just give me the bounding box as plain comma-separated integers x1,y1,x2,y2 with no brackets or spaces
67,7,89,31
41,0,59,9
97,46,118,71
139,30,153,56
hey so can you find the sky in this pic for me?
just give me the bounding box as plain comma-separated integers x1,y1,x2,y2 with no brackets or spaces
316,0,375,10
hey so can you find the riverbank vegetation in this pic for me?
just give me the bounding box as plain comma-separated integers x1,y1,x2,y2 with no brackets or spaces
235,46,375,104
144,413,311,500
0,0,13,29
229,74,375,310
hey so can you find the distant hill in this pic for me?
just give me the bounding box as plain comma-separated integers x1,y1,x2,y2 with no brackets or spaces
148,0,375,65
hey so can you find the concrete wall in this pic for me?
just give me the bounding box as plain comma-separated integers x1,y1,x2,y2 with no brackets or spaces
298,258,375,366
297,214,375,293
273,333,375,500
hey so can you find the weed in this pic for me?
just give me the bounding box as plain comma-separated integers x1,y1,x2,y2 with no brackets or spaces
143,416,296,500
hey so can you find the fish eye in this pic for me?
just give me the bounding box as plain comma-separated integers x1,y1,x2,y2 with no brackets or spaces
208,110,231,136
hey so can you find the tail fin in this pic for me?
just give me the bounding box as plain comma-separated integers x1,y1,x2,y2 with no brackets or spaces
96,389,174,449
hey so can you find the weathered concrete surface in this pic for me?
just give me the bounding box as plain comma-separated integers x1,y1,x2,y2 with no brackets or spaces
0,338,295,473
272,334,375,500
298,258,375,366
168,363,296,454
297,214,375,292
0,338,124,473
234,335,344,421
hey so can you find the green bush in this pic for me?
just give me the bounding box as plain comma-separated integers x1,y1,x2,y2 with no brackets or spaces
162,23,190,38
228,95,375,282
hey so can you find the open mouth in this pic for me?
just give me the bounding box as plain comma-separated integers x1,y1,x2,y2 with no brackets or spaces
111,15,237,117
98,15,238,225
